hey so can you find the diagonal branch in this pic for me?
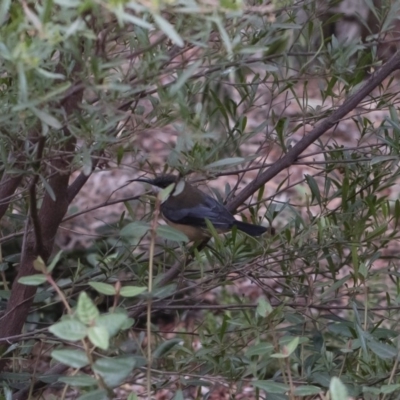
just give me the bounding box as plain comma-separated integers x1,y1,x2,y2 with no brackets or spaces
227,51,400,212
152,50,400,291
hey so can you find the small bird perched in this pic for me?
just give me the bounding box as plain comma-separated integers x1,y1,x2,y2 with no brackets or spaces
131,174,268,241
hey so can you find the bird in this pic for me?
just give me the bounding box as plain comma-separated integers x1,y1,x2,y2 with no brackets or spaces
131,174,268,241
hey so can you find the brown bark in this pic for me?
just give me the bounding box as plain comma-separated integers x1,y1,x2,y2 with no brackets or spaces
0,73,84,368
0,175,23,220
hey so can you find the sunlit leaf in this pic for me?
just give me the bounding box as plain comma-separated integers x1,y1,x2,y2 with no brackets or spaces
18,274,47,286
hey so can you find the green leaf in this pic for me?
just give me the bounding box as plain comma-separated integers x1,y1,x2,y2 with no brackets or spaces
88,282,116,296
149,283,177,299
305,174,322,204
0,0,11,25
213,16,232,54
40,175,56,201
119,286,147,297
252,380,289,394
36,81,72,104
395,199,400,227
370,155,398,165
31,107,62,129
329,377,349,400
321,275,350,298
33,256,47,273
245,342,274,357
172,389,184,400
51,349,90,368
88,326,109,350
58,375,97,387
152,339,182,359
156,225,189,242
120,221,150,238
95,313,127,337
365,224,388,241
158,183,175,203
152,14,183,47
380,384,400,394
271,337,299,358
169,59,203,95
205,157,245,169
256,297,272,317
18,274,47,286
47,250,63,273
35,68,65,80
294,385,322,396
220,0,242,10
17,63,27,102
120,13,153,30
362,386,381,395
367,339,397,359
76,292,99,324
112,307,133,324
93,356,136,387
77,389,109,400
49,320,87,341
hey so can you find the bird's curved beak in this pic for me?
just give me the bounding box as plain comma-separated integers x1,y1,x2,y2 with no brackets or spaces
126,177,154,185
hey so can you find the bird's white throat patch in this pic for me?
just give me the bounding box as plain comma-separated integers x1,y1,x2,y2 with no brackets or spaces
172,180,186,196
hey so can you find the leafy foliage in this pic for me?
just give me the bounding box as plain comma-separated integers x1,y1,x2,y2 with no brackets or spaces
1,0,400,399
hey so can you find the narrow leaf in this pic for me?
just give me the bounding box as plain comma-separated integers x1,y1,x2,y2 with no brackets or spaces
119,286,147,297
169,60,202,95
206,157,245,169
153,14,184,47
252,380,289,394
58,375,97,387
47,250,63,273
88,282,116,296
294,385,322,396
40,175,56,201
153,339,182,359
18,274,47,286
31,107,62,129
76,389,108,400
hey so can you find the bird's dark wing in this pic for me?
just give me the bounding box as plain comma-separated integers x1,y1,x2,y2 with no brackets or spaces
161,195,235,230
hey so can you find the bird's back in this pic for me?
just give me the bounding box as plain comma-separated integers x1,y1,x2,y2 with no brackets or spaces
161,183,235,231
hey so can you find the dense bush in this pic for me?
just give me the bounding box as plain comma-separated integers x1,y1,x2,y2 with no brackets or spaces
1,0,400,399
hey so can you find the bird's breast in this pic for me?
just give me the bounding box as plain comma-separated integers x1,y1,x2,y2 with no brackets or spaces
162,218,210,241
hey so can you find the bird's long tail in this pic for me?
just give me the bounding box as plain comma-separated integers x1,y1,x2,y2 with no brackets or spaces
233,220,268,236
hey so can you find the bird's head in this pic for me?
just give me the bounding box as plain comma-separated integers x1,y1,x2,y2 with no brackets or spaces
129,174,178,188
147,175,179,188
128,175,187,199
